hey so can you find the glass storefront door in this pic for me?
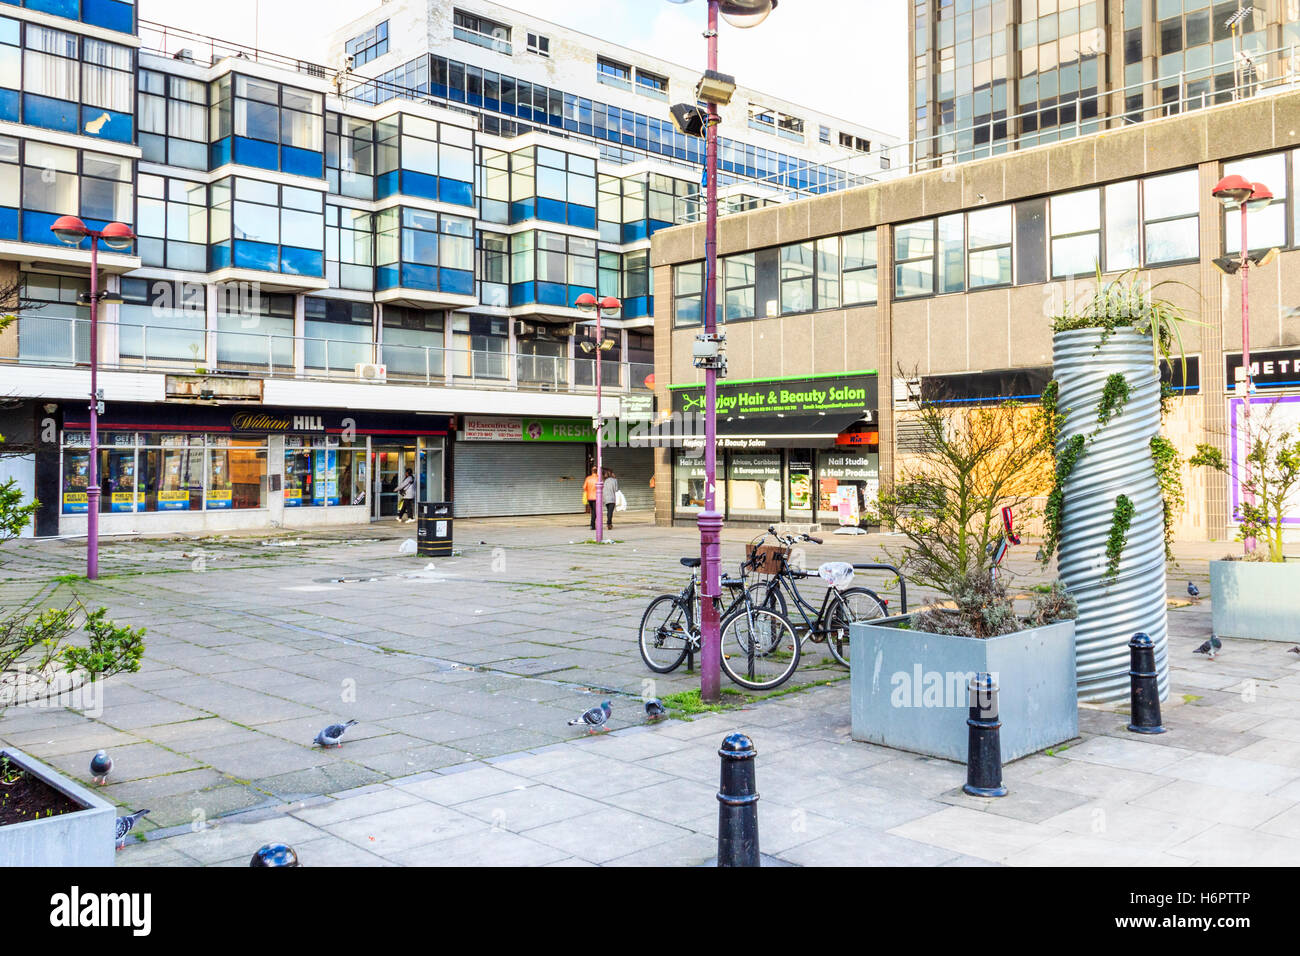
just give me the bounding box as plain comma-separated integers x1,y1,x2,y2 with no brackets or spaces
418,436,445,502
372,445,415,519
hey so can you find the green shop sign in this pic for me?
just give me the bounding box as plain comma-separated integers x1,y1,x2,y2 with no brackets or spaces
461,416,596,442
670,372,877,417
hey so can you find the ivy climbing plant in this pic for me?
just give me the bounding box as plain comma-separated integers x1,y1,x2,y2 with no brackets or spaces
1105,494,1135,581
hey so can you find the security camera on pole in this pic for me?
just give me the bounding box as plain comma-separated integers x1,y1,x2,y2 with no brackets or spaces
667,0,778,703
576,293,622,543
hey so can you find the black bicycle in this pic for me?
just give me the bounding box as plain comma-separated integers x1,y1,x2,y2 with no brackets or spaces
638,554,801,691
744,527,889,668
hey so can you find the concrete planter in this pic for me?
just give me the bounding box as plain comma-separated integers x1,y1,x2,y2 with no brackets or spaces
850,618,1079,762
1210,560,1300,641
0,746,115,867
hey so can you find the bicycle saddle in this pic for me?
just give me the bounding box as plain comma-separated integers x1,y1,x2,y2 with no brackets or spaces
817,562,855,588
680,557,701,568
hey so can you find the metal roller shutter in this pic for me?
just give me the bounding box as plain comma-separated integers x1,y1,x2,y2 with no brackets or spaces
452,442,587,517
600,446,654,511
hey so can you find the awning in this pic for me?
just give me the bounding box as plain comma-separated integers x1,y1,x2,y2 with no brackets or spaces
694,411,871,449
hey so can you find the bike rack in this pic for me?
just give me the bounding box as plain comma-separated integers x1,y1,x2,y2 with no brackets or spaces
851,563,908,614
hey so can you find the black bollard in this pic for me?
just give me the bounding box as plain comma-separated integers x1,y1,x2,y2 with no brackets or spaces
1127,632,1166,734
963,673,1007,797
250,843,300,867
717,733,760,867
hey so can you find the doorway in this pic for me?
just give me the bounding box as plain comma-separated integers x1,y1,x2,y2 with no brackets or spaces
371,445,415,520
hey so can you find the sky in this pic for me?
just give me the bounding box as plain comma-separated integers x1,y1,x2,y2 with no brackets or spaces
137,0,908,139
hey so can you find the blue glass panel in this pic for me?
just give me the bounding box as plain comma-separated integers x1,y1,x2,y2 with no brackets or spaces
210,137,232,169
399,262,437,290
0,207,17,240
624,296,650,319
233,136,278,171
80,106,133,144
210,242,232,270
233,239,279,272
23,94,77,133
485,97,498,111
376,264,399,289
400,169,439,201
439,268,473,296
0,88,15,123
281,146,323,179
439,177,473,207
536,282,567,306
535,197,566,225
622,221,648,243
20,210,65,245
281,246,324,277
647,220,672,238
509,199,535,224
509,281,535,306
568,204,596,231
376,169,399,199
81,0,134,32
26,0,77,18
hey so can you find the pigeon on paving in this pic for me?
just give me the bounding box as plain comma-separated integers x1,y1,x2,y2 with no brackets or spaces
569,700,611,733
90,750,112,785
1187,581,1200,601
645,698,667,720
1193,634,1222,660
115,809,150,850
1288,646,1300,655
313,719,358,748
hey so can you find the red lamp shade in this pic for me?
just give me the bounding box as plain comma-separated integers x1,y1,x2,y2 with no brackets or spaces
50,215,89,246
574,292,598,312
1247,182,1274,209
99,221,136,251
643,372,656,389
1212,174,1254,206
598,296,622,314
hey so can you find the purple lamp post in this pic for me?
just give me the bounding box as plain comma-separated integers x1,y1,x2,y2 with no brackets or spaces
51,216,136,580
576,293,622,543
668,0,777,702
1211,174,1273,554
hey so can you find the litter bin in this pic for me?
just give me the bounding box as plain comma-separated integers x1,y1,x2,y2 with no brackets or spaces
417,501,453,557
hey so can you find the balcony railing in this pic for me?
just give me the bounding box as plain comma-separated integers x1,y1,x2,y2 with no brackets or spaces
3,315,654,396
452,25,512,56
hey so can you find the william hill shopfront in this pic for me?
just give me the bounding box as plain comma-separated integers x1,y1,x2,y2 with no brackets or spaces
667,372,879,528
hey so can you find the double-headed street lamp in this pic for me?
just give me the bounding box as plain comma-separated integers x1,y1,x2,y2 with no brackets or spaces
667,0,777,703
576,293,621,543
51,215,136,580
1210,174,1274,554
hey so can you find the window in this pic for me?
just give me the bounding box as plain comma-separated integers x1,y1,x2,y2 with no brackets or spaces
597,57,632,90
137,72,207,168
325,205,374,291
839,132,853,148
454,10,511,55
24,25,78,103
283,435,363,507
819,126,831,145
894,220,936,298
382,306,445,378
842,231,878,305
222,76,323,175
1049,188,1101,277
136,174,206,272
527,33,550,56
674,262,705,327
1225,153,1287,255
452,314,507,379
966,205,1013,288
304,297,372,370
81,38,133,114
636,69,668,100
211,175,324,277
1142,168,1199,263
345,20,389,68
326,113,375,200
1104,180,1140,272
724,253,755,321
215,289,295,368
118,278,205,361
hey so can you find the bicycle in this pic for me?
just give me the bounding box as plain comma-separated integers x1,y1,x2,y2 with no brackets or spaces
638,552,801,691
744,527,889,668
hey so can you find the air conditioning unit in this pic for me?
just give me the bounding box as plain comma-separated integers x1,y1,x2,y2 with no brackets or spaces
355,363,387,383
173,49,194,63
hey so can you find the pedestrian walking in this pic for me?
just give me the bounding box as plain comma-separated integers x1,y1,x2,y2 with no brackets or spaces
583,465,600,530
397,468,416,522
603,468,619,530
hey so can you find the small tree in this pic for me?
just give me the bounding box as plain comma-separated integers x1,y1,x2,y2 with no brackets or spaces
1190,408,1300,563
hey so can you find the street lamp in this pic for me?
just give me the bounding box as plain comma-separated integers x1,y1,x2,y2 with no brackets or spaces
666,0,777,703
50,215,136,580
576,293,621,543
1211,174,1273,554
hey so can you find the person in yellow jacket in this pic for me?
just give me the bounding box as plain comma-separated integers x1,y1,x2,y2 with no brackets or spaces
582,466,600,530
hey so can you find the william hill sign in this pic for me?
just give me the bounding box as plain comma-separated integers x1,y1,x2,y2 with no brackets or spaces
230,412,325,433
670,373,877,418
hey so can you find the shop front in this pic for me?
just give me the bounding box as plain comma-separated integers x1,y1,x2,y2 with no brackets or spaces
53,403,452,534
667,372,880,528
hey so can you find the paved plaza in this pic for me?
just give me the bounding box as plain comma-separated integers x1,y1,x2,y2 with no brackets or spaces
2,516,1299,866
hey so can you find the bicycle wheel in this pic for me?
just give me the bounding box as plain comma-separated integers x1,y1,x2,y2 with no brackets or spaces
638,595,691,673
825,587,888,668
720,606,801,691
746,580,787,618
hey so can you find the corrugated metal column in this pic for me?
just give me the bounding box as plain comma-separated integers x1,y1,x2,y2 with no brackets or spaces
1198,161,1229,540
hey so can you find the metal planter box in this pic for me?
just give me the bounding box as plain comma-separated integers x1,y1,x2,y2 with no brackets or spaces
1210,560,1300,642
850,619,1079,762
0,746,116,867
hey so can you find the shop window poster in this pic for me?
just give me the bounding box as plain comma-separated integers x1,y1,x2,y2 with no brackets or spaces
63,453,89,514
207,455,232,509
312,449,339,506
788,468,812,509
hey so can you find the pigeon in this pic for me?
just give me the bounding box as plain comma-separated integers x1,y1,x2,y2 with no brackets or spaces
1035,547,1045,563
114,809,150,850
89,750,112,785
313,719,358,748
645,698,666,720
1288,646,1300,655
1187,581,1200,601
568,700,611,733
1193,634,1222,660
